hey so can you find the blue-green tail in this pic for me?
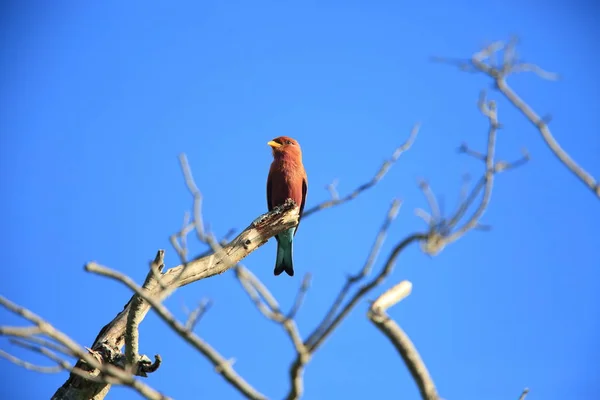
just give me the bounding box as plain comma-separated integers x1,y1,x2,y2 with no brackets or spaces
274,227,295,276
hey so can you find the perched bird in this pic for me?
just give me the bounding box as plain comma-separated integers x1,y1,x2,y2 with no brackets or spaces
266,136,308,276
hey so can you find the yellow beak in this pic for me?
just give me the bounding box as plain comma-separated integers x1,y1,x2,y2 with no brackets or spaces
267,140,282,148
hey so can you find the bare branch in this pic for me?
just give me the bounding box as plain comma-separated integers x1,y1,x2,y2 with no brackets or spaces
307,232,423,354
368,281,439,400
0,297,170,400
306,199,403,351
418,92,529,256
11,335,72,358
125,250,165,374
437,39,599,199
0,349,65,374
50,203,297,399
518,388,530,400
3,339,130,385
232,264,315,400
282,231,425,400
179,153,206,240
494,77,598,197
418,180,441,224
303,124,419,218
185,299,212,332
86,261,267,400
170,211,193,263
326,179,340,201
287,273,312,320
444,94,500,243
234,266,308,356
371,280,412,313
457,142,485,161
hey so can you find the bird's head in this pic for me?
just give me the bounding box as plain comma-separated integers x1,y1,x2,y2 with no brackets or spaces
267,136,302,159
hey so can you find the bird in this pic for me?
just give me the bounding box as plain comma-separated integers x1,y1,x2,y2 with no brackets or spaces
266,136,308,277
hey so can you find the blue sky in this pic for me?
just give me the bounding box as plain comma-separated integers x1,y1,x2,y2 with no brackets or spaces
1,1,599,399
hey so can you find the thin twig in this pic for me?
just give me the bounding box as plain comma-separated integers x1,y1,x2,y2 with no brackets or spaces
185,299,212,332
306,200,402,350
0,349,65,374
303,124,419,218
518,388,530,400
444,94,499,243
418,91,529,256
287,273,312,320
418,180,441,223
234,265,308,356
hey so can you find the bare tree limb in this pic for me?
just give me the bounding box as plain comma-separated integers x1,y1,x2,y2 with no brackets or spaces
305,199,404,351
518,388,530,400
368,281,439,400
0,348,65,374
185,299,212,332
48,202,299,399
418,91,529,256
234,264,312,400
285,232,426,400
436,38,600,199
287,274,312,320
0,297,170,400
234,265,309,359
303,123,420,217
85,262,267,400
125,250,165,374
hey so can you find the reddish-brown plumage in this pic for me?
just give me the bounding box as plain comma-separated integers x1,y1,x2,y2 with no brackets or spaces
266,136,308,276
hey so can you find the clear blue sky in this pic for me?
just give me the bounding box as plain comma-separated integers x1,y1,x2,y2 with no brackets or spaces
1,1,598,399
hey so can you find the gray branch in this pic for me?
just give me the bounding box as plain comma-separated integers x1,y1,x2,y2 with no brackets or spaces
48,201,299,400
368,281,439,400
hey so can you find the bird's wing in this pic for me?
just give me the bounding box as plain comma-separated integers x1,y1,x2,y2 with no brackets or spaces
294,176,308,236
267,171,273,211
300,176,307,217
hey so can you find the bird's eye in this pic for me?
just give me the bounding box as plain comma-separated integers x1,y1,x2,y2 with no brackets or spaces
286,140,293,145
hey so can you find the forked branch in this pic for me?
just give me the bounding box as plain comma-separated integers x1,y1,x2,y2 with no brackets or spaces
435,38,599,199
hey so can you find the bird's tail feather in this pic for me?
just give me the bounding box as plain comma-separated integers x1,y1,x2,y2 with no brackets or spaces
274,228,295,277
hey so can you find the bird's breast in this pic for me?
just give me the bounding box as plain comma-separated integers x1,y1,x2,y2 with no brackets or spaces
269,160,305,209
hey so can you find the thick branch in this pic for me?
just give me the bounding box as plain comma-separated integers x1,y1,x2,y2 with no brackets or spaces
52,202,298,400
0,297,169,400
125,250,165,374
86,262,267,400
368,281,439,400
